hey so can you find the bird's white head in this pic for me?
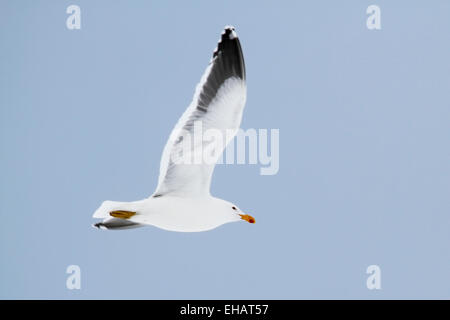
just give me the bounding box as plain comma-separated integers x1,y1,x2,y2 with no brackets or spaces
217,199,255,224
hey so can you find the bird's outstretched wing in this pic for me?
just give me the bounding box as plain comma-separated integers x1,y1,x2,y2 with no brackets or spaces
153,26,246,197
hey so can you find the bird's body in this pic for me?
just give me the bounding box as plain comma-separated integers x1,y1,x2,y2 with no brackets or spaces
93,196,243,232
93,26,255,232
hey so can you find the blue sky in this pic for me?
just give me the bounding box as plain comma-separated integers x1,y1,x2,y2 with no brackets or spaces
1,0,449,299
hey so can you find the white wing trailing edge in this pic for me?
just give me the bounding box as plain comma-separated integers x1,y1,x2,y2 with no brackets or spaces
153,26,247,198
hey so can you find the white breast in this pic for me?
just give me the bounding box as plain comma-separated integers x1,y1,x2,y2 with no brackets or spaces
129,196,239,232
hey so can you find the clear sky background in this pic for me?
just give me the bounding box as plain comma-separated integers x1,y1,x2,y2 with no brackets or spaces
1,0,449,299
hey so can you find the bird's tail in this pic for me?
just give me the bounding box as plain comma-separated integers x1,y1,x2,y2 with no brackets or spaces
92,201,144,230
92,200,126,218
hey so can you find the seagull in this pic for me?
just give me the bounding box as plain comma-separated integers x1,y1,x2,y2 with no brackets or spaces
93,26,255,232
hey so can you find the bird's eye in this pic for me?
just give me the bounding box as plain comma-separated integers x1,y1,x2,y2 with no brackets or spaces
232,206,237,210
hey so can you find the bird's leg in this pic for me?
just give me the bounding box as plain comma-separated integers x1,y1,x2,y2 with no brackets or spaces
110,210,136,219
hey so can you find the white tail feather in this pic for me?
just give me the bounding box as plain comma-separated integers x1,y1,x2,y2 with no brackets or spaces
92,200,127,218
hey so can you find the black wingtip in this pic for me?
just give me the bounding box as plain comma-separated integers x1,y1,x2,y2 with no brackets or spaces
213,26,240,59
195,26,246,113
223,25,237,39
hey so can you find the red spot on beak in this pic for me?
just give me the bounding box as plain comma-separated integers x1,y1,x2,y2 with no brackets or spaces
239,214,256,224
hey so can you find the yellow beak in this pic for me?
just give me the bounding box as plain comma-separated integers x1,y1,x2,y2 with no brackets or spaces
239,214,255,224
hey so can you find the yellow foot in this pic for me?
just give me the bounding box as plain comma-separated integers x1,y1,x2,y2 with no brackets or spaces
110,210,136,219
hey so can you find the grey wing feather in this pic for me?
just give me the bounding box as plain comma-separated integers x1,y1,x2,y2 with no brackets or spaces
153,26,247,197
